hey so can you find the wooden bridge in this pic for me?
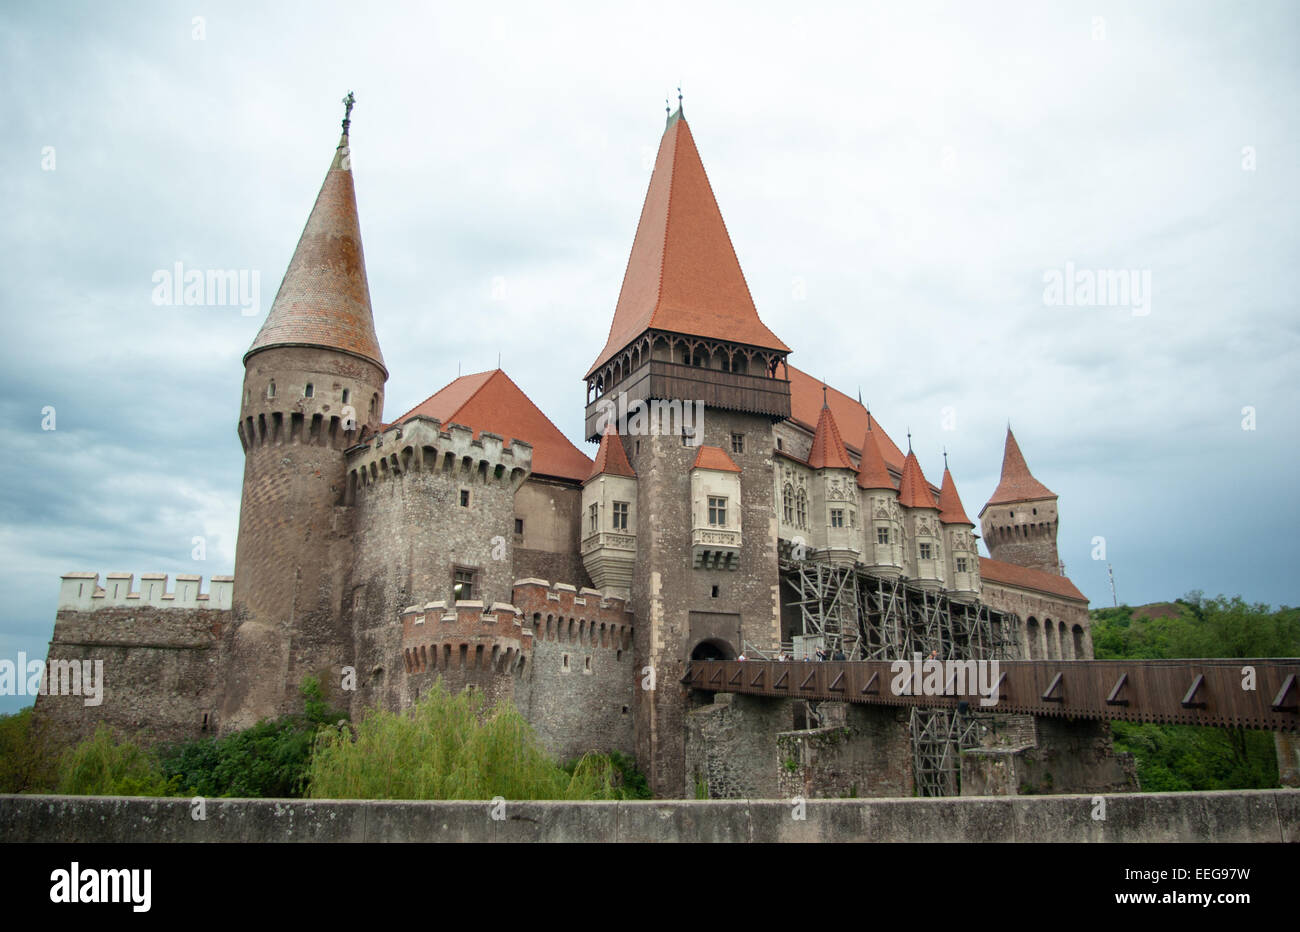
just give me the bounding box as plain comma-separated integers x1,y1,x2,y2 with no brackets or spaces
685,658,1300,731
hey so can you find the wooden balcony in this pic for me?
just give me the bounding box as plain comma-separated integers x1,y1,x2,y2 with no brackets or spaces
585,360,791,439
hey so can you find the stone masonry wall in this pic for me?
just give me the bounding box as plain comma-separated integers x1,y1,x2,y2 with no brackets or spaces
347,418,530,718
776,703,914,799
34,602,228,749
981,581,1092,661
629,410,784,797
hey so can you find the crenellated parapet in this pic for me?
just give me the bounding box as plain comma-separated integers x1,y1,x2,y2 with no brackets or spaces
400,599,532,676
237,407,363,453
345,416,532,501
511,579,635,650
58,572,234,612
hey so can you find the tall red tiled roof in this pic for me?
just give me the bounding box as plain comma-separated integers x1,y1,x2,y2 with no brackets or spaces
979,557,1087,603
807,402,854,471
588,424,636,480
984,428,1056,509
393,370,592,482
246,130,386,375
692,445,741,473
938,467,973,525
586,111,789,377
856,420,895,491
897,450,939,509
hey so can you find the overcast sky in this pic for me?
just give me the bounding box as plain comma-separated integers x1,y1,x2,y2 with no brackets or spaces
2,1,1296,711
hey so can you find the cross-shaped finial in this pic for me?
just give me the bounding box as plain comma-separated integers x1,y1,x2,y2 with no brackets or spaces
342,91,356,133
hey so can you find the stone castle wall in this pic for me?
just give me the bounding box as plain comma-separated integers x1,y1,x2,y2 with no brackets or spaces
346,417,530,717
36,574,230,748
980,581,1092,660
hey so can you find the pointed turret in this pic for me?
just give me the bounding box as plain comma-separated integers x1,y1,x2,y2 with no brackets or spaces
980,428,1062,576
939,462,979,601
246,110,386,376
589,424,636,480
808,400,854,471
897,450,938,510
938,467,973,526
856,417,895,491
583,107,790,440
984,428,1055,508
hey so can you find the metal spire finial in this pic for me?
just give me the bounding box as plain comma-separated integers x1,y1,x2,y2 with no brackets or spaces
822,384,828,408
907,428,912,452
943,447,949,469
341,91,356,134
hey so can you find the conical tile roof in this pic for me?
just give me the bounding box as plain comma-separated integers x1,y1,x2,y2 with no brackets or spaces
246,125,386,375
586,110,788,378
897,450,938,510
588,424,636,480
808,401,854,470
938,467,973,525
985,428,1056,507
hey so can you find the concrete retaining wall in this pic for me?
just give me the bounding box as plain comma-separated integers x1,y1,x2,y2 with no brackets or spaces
1,790,1295,842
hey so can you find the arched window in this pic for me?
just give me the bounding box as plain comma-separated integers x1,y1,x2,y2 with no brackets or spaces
267,380,276,400
796,489,808,528
1072,624,1085,659
1025,617,1040,660
782,483,794,523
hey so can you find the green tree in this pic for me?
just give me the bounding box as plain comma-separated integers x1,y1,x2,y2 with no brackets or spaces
0,707,59,793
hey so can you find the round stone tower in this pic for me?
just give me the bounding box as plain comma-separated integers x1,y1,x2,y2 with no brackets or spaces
223,99,387,731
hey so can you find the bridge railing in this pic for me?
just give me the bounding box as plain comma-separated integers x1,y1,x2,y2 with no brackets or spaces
685,658,1300,732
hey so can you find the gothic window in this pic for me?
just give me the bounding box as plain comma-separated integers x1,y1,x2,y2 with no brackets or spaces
782,483,794,523
612,501,629,530
267,380,276,399
796,489,808,528
830,508,844,528
956,557,968,573
919,542,932,560
877,527,889,545
589,503,598,533
708,496,727,527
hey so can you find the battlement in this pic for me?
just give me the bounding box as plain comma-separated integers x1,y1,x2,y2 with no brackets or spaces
400,598,532,675
346,416,532,499
511,579,634,651
237,408,362,453
57,572,234,612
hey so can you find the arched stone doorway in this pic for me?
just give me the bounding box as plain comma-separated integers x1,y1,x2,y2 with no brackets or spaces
689,638,735,662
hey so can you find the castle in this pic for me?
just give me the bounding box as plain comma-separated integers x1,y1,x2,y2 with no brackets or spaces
36,101,1121,799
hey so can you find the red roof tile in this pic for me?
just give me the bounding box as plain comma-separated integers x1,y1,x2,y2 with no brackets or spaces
979,557,1087,603
586,112,789,378
692,445,741,473
897,450,939,509
984,428,1056,509
588,424,636,480
247,130,386,375
394,370,593,482
938,468,973,525
807,402,855,471
856,420,895,491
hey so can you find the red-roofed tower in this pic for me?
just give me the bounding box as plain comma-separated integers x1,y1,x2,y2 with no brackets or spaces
225,97,387,730
979,428,1061,576
591,105,789,795
938,461,980,601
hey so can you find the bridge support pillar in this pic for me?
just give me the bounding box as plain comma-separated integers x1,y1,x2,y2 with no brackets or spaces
961,716,1137,796
1276,732,1300,788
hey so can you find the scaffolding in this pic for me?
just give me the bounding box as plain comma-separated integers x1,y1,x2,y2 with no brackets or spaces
780,558,1021,796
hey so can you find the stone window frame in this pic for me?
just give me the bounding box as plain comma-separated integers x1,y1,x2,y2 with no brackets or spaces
830,508,844,528
514,517,524,535
876,526,890,545
956,556,968,573
612,501,629,530
730,432,744,454
782,482,794,524
589,502,599,533
795,489,808,528
459,488,471,507
707,495,727,527
919,542,933,561
451,566,480,602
